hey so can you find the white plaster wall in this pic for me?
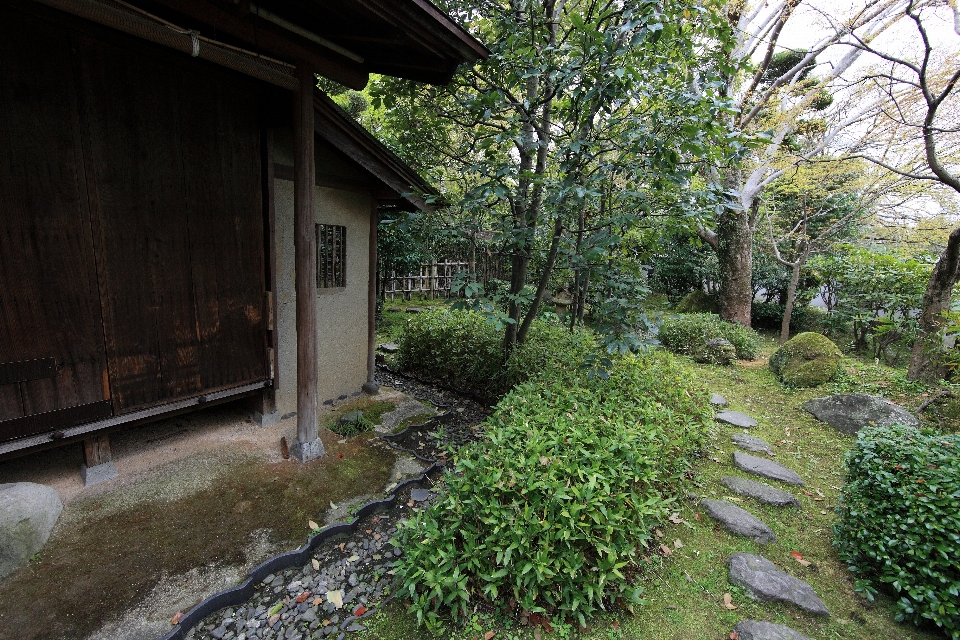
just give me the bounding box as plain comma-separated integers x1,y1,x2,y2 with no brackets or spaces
275,179,371,417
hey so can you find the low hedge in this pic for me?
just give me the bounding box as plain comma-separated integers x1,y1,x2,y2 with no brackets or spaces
396,309,596,399
833,425,960,638
658,313,762,362
392,351,712,630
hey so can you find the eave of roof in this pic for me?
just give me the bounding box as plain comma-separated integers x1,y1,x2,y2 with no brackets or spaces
313,91,439,212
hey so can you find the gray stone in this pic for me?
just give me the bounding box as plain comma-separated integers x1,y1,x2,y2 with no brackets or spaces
733,451,804,486
731,433,774,454
727,553,829,617
721,476,800,507
716,411,758,428
802,394,920,436
697,338,737,365
710,393,728,407
211,627,227,640
377,342,399,354
348,573,358,587
701,499,776,543
410,489,431,502
733,621,812,640
80,461,120,486
404,307,424,314
290,438,325,463
0,482,63,578
340,411,364,425
361,381,379,395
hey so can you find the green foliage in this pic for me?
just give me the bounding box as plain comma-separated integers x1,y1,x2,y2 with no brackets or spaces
658,313,762,361
649,234,719,303
675,290,718,314
396,309,596,399
752,302,827,333
833,425,960,638
392,352,712,631
809,247,932,364
769,332,842,387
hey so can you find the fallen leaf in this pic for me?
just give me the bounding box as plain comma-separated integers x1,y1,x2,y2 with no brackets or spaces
268,613,281,626
801,489,814,496
407,499,415,507
312,597,323,606
611,621,620,630
322,619,330,626
694,513,701,521
789,551,812,567
660,543,673,556
814,497,824,502
347,554,360,562
338,543,346,551
723,593,738,610
327,590,344,609
374,533,381,540
170,611,184,625
330,501,338,509
539,456,550,466
312,559,320,571
295,591,311,603
669,513,683,524
308,520,320,531
654,528,664,538
730,633,740,639
528,613,553,633
354,605,368,616
820,509,828,515
365,529,372,534
484,632,496,640
673,539,684,549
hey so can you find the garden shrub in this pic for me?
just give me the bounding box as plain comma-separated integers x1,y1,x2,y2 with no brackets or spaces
392,351,712,630
675,290,718,313
396,309,597,399
833,425,960,638
769,332,842,387
658,313,762,361
752,302,827,334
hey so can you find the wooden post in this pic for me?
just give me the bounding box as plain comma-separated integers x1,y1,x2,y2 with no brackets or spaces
80,433,119,486
363,200,379,394
292,63,323,462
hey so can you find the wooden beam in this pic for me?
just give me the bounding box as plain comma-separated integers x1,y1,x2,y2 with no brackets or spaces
151,0,368,89
366,200,378,389
82,433,112,467
292,63,323,462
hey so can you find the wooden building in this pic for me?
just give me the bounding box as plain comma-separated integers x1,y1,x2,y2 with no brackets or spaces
0,0,486,476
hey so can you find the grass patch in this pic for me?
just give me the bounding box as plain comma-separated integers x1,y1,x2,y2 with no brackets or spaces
323,398,397,438
354,338,950,639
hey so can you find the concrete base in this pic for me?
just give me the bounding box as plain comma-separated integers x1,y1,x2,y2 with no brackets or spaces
361,381,380,395
289,438,325,463
252,410,280,428
80,462,119,487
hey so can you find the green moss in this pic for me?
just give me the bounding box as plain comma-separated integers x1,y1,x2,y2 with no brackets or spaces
391,412,436,434
769,331,842,387
675,290,718,313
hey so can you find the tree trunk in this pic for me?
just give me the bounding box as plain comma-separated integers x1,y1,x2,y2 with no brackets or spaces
517,217,563,344
780,261,801,344
907,225,960,381
716,204,753,326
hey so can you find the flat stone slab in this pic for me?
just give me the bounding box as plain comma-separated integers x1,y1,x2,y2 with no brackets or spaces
802,394,919,436
81,461,119,487
701,499,776,543
710,393,728,407
732,433,773,454
733,451,804,486
377,342,399,354
733,620,812,640
727,553,829,617
716,410,758,428
722,476,800,507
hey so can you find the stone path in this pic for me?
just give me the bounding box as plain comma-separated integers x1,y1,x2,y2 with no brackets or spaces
704,403,830,638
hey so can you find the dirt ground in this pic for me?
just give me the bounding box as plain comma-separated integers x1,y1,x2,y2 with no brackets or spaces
0,388,422,640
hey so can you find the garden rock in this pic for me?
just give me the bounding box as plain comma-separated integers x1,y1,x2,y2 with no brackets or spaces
769,332,842,387
801,394,920,436
727,553,829,617
340,411,364,426
377,342,399,354
721,476,800,507
710,393,728,407
696,338,736,365
731,433,773,454
733,452,804,486
0,482,63,578
732,620,812,640
701,499,776,543
716,411,758,428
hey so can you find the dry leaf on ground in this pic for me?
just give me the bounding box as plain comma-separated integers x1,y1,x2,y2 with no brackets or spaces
723,593,738,610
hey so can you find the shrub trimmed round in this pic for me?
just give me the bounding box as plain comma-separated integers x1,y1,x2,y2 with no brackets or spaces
833,425,960,638
392,352,712,630
675,290,718,313
769,332,841,387
658,313,762,362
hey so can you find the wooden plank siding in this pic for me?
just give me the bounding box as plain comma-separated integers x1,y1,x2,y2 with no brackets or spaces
0,2,268,440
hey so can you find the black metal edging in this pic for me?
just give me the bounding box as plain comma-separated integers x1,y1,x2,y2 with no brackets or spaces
157,412,451,640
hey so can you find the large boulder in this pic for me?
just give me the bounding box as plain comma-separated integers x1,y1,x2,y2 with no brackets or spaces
0,482,63,578
769,332,842,387
802,393,920,436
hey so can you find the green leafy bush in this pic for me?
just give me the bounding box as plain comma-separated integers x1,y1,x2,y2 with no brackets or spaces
658,313,762,361
392,352,711,630
396,309,596,399
675,290,718,313
752,302,827,334
833,425,960,638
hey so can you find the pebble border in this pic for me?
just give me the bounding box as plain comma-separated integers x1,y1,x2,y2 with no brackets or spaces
156,410,451,640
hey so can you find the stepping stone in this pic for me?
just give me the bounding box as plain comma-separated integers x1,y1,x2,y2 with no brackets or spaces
701,499,776,543
802,394,919,436
377,342,399,354
733,451,804,486
727,553,829,617
733,620,812,640
721,476,800,507
410,489,431,502
732,433,773,454
716,411,757,428
710,393,728,407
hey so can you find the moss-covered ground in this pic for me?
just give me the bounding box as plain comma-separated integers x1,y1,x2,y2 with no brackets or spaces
351,335,957,640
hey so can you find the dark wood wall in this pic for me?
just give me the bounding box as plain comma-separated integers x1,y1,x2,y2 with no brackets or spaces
0,3,268,441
